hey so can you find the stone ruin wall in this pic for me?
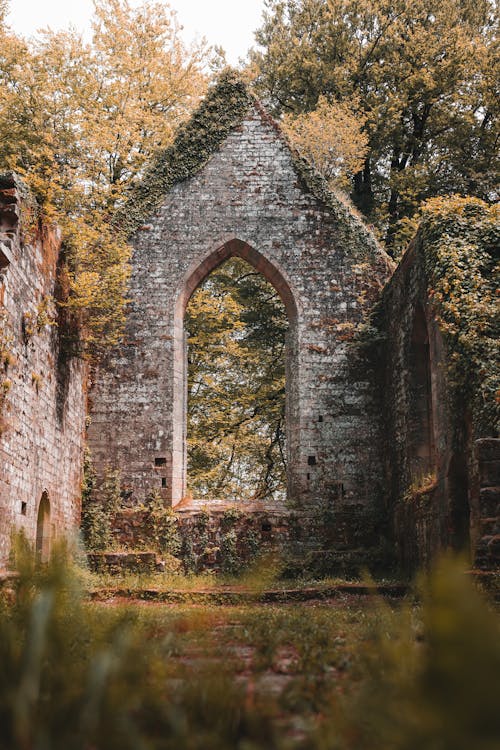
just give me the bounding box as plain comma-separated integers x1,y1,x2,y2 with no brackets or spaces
88,104,394,556
380,240,499,572
0,126,496,576
0,174,87,566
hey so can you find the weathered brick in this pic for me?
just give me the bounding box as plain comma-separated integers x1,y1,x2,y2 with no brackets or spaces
88,102,392,544
0,174,86,566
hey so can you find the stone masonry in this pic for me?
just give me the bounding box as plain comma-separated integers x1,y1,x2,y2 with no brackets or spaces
379,237,499,571
0,174,87,566
1,80,494,575
88,90,393,555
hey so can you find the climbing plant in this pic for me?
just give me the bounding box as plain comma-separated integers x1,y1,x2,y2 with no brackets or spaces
81,457,122,552
0,306,15,436
146,492,181,557
418,196,499,434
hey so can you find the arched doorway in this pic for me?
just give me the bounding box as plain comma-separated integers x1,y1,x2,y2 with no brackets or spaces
171,238,299,506
35,491,51,563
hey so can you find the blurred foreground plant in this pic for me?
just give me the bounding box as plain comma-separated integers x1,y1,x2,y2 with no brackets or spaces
314,557,500,750
0,534,278,750
1,539,499,749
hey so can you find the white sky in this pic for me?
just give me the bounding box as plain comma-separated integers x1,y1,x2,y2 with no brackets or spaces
6,0,267,65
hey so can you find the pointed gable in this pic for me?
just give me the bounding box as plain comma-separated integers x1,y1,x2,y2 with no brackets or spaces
113,69,391,274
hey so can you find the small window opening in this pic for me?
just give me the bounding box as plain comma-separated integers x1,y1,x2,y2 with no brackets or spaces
318,415,323,422
21,501,27,516
331,482,345,500
155,457,167,467
161,477,167,488
308,455,317,466
307,473,311,481
261,521,272,540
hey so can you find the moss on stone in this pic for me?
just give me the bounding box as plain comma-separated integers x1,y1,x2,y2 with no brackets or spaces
417,196,499,433
113,69,391,275
112,69,253,237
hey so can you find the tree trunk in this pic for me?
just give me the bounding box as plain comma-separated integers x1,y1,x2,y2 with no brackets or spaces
351,157,374,217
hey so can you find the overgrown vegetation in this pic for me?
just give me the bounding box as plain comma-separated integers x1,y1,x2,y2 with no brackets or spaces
147,492,182,557
0,308,13,435
111,69,251,238
81,458,121,552
252,0,498,254
0,0,214,357
1,539,499,749
281,95,369,193
418,197,499,432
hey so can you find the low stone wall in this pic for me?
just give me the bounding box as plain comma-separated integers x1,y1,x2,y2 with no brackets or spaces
0,173,87,566
103,499,388,576
87,551,161,574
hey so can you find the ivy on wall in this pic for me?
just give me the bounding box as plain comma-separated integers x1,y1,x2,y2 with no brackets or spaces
0,309,13,436
418,196,499,434
113,68,390,280
112,69,252,238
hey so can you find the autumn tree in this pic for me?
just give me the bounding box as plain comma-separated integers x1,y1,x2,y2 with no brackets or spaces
281,96,369,192
252,0,499,253
0,0,212,354
186,258,288,503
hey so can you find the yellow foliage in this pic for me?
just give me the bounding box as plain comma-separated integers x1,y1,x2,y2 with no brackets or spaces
282,96,368,190
0,0,212,358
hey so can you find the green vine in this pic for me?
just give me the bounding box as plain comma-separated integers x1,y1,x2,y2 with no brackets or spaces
113,69,252,238
81,458,122,552
111,67,390,292
418,196,499,433
146,492,181,556
0,309,14,436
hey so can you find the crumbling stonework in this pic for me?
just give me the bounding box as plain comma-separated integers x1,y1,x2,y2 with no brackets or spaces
378,236,498,572
88,80,393,559
2,79,495,578
0,174,87,566
474,439,500,570
102,501,383,576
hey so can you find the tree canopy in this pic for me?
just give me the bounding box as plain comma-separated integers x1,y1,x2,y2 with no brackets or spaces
252,0,499,253
0,0,213,354
281,96,369,192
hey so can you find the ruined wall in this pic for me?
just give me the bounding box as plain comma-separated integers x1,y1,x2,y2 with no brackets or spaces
379,235,498,572
474,439,500,570
92,502,383,577
0,174,87,566
88,89,393,553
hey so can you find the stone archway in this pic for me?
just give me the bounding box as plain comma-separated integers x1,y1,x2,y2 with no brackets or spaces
87,86,393,525
170,238,300,506
36,491,51,563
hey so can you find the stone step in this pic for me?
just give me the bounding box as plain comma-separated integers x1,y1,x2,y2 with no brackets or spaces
89,581,409,605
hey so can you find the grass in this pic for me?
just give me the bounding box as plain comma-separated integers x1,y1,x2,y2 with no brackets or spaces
1,535,499,749
84,552,405,597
